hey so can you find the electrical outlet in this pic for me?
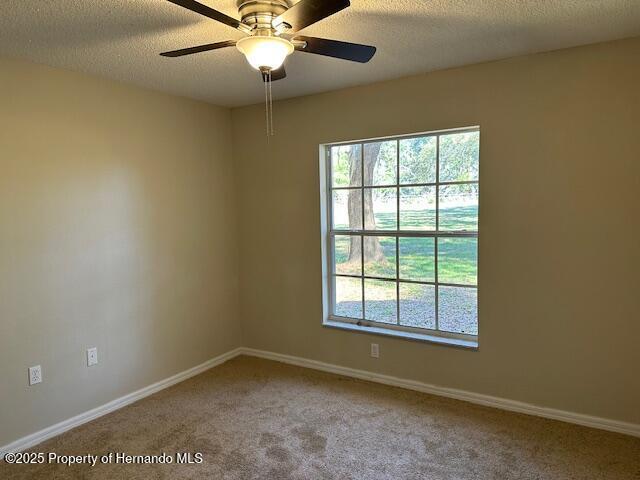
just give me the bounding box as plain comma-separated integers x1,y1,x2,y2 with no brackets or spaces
370,343,379,358
29,365,42,385
87,347,98,367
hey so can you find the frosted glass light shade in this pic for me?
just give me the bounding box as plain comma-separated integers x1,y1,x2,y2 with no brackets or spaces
236,36,294,70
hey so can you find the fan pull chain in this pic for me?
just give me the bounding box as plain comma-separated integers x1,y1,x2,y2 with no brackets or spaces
268,70,274,136
264,74,269,137
262,68,275,138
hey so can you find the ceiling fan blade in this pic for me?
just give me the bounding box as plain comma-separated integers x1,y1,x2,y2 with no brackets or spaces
261,66,287,82
273,0,350,32
272,65,287,81
160,40,236,57
166,0,246,31
294,36,376,63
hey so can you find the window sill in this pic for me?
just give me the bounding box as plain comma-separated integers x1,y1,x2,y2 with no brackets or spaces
323,320,479,350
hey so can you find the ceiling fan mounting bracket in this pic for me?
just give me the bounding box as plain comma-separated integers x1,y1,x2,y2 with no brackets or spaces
236,0,293,31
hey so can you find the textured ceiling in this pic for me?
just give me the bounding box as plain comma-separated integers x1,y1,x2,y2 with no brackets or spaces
1,1,639,107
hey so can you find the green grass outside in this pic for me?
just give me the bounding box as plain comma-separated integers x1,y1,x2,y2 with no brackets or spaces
334,207,478,286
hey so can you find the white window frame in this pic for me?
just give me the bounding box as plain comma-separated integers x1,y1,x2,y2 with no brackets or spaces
319,127,480,349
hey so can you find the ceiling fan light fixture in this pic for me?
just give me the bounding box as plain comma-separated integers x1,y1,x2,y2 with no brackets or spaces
236,36,294,71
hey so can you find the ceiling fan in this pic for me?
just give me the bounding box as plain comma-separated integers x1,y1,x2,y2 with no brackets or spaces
160,0,377,82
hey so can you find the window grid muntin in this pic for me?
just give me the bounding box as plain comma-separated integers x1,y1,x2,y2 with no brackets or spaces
327,128,478,338
435,135,440,330
395,141,401,323
331,180,479,190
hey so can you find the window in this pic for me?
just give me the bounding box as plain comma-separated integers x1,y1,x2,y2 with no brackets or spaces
320,127,479,347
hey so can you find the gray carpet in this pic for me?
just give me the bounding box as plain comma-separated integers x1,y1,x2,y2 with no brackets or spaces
2,356,639,479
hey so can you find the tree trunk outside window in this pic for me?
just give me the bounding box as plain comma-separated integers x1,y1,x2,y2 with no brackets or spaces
347,143,384,263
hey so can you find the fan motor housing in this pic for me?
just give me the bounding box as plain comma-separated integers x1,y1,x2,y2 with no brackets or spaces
237,0,292,31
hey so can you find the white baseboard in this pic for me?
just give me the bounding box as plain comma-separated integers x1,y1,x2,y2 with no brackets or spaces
3,345,637,458
240,347,640,438
0,347,243,459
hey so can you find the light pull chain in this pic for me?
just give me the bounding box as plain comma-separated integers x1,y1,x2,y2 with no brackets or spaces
268,70,274,136
264,73,269,137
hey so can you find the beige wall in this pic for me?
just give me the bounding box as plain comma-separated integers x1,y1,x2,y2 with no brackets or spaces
232,37,640,424
1,36,638,448
0,58,241,446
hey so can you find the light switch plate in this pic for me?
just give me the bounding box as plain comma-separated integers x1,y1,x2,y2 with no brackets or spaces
87,347,98,367
370,343,379,358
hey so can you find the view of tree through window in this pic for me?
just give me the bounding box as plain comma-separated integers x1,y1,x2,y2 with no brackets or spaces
327,128,479,337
